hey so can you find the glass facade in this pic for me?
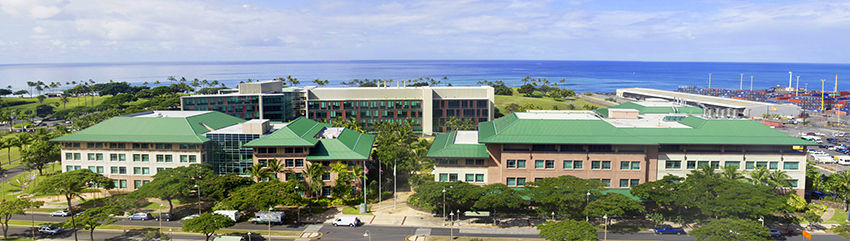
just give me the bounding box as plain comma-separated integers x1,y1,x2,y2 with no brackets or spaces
432,99,490,133
182,92,300,121
307,100,423,131
206,133,261,175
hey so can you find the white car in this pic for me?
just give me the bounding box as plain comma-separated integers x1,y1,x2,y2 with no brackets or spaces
49,210,71,217
38,225,62,235
181,214,199,222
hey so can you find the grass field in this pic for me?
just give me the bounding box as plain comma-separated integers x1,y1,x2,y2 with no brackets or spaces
494,87,609,112
3,95,111,111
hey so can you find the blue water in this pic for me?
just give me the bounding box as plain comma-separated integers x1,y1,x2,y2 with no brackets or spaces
1,60,848,93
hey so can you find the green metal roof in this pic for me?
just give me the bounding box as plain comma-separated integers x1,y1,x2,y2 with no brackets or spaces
51,111,245,143
426,131,490,158
246,117,376,160
477,113,813,146
595,102,703,117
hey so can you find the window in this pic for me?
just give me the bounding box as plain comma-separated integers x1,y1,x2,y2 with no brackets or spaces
517,160,526,168
134,180,142,189
465,159,485,165
88,153,95,161
65,153,72,160
165,155,173,162
285,159,294,167
156,143,172,149
725,161,740,168
115,180,127,188
631,179,640,187
73,153,81,160
545,160,554,169
711,161,720,169
600,179,611,187
601,161,611,169
180,155,189,162
592,161,601,169
746,161,755,169
534,178,543,182
564,160,573,169
507,160,516,168
535,160,545,169
789,179,799,188
620,179,630,188
784,162,799,170
439,173,448,182
507,178,516,186
466,174,475,182
133,167,141,174
573,160,583,169
516,178,526,187
133,143,148,149
631,161,640,170
769,162,779,170
110,154,125,161
189,155,197,163
621,161,630,170
157,155,165,162
110,167,126,174
449,174,458,182
756,161,768,168
295,159,304,167
697,161,709,168
322,186,331,196
665,161,681,169
475,174,484,182
142,167,149,175
322,173,330,181
321,161,330,167
687,161,696,169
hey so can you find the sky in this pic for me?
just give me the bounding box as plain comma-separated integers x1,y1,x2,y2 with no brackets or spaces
0,0,848,64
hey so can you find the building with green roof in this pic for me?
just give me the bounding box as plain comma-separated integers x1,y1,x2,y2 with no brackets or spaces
52,111,247,190
429,103,813,195
244,117,375,196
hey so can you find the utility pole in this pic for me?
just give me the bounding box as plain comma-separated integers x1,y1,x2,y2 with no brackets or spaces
750,76,754,91
796,76,800,96
740,74,744,90
393,159,397,211
708,73,712,89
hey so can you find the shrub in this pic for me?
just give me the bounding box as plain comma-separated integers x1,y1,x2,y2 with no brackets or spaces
531,91,544,98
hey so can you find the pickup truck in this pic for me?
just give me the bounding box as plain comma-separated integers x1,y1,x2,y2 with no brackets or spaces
654,226,686,235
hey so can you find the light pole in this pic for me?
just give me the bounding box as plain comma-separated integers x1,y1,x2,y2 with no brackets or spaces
2,174,6,202
363,230,371,241
758,216,764,227
740,73,744,90
295,186,300,223
194,184,201,214
442,188,446,223
603,214,608,241
159,204,164,236
585,191,590,221
268,207,273,241
708,73,712,89
248,231,251,241
457,210,460,225
551,211,555,220
450,212,454,240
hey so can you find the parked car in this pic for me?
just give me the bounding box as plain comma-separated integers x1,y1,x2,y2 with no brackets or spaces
156,213,173,221
653,225,686,235
128,212,153,220
181,214,199,222
769,229,781,236
38,225,62,235
49,210,71,217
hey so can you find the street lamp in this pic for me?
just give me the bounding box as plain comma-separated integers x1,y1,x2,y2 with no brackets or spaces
248,231,251,241
442,188,446,223
586,191,590,221
758,216,764,227
159,204,164,237
603,214,608,241
194,184,201,214
295,186,300,223
450,212,454,240
551,211,555,220
363,230,371,241
268,207,273,241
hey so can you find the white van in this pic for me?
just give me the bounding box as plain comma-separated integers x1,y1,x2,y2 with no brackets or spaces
213,210,240,222
332,216,362,227
250,211,285,224
836,156,850,165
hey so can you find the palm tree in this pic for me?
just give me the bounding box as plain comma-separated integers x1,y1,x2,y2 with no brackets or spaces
0,138,12,167
747,166,771,186
352,165,365,196
247,163,271,182
688,163,719,180
14,133,32,151
720,165,746,181
303,162,327,201
60,96,69,109
266,159,284,180
768,169,793,192
832,171,850,211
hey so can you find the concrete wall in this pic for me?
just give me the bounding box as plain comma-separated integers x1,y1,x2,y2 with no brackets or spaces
238,81,283,94
61,146,204,190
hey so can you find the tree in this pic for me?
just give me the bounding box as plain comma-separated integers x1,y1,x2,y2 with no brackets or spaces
266,158,284,180
536,219,598,241
584,193,644,218
526,176,606,218
720,165,746,181
330,162,352,198
446,116,476,131
494,85,513,95
248,163,272,182
408,181,484,214
0,199,44,239
34,169,115,241
71,206,122,241
36,95,46,104
518,84,536,97
691,218,770,241
303,162,327,200
201,174,252,202
182,213,235,241
133,164,214,216
833,222,850,239
473,183,526,225
747,166,771,186
13,90,27,98
830,171,850,211
216,180,303,211
19,139,60,175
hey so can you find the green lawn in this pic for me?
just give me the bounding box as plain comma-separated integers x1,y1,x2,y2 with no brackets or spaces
4,95,111,111
494,87,609,112
827,209,848,224
342,206,372,215
0,162,62,202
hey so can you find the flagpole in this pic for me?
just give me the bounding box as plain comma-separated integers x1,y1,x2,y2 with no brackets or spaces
379,159,382,212
394,159,397,211
363,160,367,214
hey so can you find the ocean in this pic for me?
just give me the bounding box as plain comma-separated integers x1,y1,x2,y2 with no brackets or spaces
1,60,849,93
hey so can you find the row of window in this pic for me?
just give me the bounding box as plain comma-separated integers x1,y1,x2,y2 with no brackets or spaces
438,173,486,182
65,153,198,163
504,177,638,188
505,160,641,170
436,159,486,165
258,159,305,167
256,147,305,154
65,165,175,176
63,143,197,150
307,100,423,110
664,161,799,170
